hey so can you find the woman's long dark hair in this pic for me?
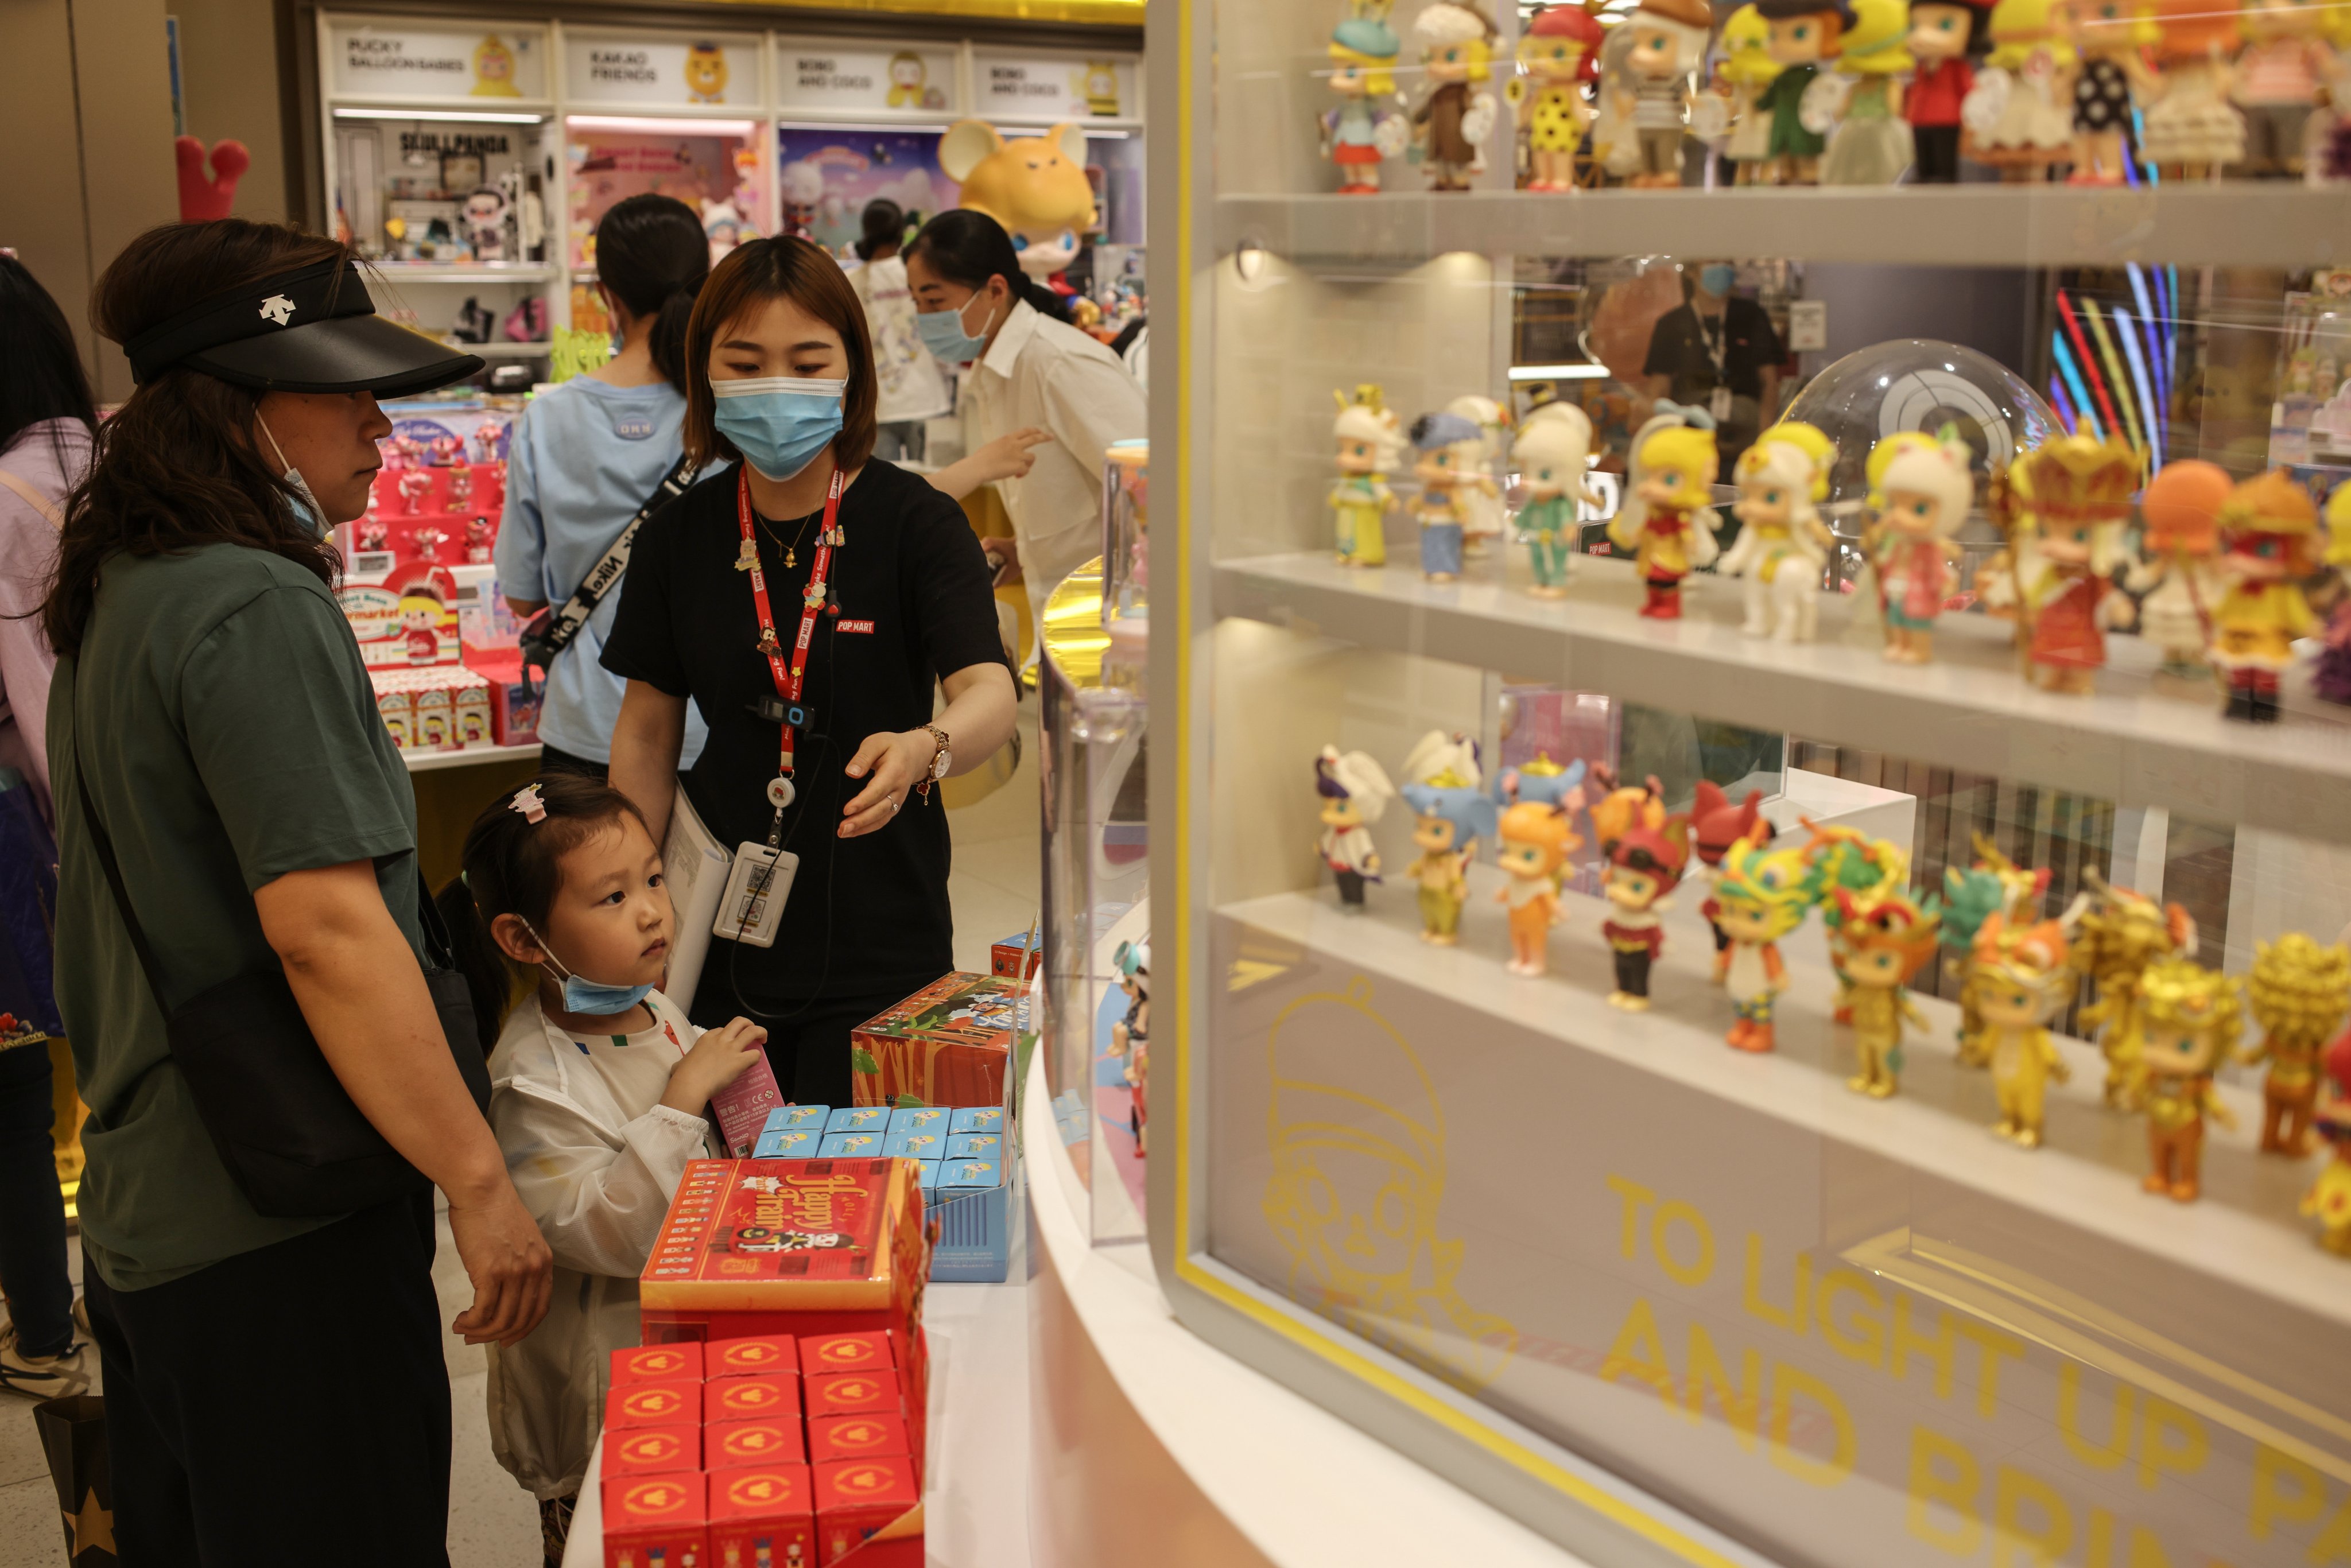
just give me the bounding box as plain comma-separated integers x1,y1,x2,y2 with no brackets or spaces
0,255,98,459
435,773,652,1051
595,194,710,395
853,199,904,263
903,208,1068,322
45,222,348,658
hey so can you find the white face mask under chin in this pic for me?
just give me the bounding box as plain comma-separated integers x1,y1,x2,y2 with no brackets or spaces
256,413,328,535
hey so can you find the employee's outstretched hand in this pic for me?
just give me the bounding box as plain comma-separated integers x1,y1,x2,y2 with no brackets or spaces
839,729,936,838
447,1180,554,1348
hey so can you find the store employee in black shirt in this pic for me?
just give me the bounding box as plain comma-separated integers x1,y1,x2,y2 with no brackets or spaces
1640,261,1784,472
604,236,1017,1103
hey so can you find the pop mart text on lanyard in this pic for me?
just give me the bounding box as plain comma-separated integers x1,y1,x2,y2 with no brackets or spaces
739,464,845,838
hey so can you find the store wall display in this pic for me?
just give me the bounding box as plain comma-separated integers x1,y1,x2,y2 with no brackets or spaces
776,129,959,254
564,34,761,107
327,21,549,101
973,49,1138,119
775,38,959,114
567,125,767,270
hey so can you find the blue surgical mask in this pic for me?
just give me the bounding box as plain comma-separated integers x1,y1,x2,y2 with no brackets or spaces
1700,264,1737,296
523,919,655,1018
711,375,847,482
257,414,328,537
915,291,1000,366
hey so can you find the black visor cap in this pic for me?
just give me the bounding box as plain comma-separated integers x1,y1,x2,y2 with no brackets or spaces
192,313,484,398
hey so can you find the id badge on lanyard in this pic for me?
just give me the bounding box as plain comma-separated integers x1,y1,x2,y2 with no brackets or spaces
725,466,845,942
1702,313,1733,423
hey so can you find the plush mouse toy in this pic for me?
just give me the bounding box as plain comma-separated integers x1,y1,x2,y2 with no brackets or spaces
938,120,1099,282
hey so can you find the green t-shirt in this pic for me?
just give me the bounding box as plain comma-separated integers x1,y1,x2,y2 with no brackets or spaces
51,545,427,1291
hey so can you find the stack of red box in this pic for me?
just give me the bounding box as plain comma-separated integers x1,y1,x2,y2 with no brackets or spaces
600,1330,922,1566
604,1158,931,1566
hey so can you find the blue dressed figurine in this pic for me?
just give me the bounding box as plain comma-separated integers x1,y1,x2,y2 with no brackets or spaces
1410,409,1488,582
1320,0,1410,192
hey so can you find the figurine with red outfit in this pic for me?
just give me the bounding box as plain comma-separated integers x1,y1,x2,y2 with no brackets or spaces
2212,470,2322,723
1905,0,1986,180
1980,433,2136,695
1607,404,1720,619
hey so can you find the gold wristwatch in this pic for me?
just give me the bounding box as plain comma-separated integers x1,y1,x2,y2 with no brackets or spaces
914,723,953,798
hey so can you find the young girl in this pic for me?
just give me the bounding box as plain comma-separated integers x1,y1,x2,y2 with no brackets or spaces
437,773,769,1566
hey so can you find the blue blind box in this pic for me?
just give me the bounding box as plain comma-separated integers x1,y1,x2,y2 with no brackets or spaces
944,1132,1001,1161
818,1131,885,1158
762,1104,830,1133
824,1105,891,1135
886,1129,947,1159
751,1127,820,1159
949,1106,1003,1135
914,1159,944,1199
941,1158,1003,1193
886,1106,952,1135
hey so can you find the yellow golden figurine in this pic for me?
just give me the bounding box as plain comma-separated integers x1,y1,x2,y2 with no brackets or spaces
2067,868,2195,1108
1939,832,2050,1066
2245,933,2351,1157
1972,913,2074,1148
2212,470,2322,724
1397,729,1495,948
1835,884,1942,1099
2131,958,2240,1204
2302,1034,2351,1255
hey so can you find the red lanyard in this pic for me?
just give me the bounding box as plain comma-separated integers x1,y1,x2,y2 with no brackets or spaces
739,465,845,787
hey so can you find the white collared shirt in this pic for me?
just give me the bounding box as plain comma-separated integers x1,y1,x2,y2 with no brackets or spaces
958,299,1147,620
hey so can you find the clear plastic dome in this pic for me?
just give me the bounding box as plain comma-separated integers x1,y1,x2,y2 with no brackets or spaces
1782,339,2060,514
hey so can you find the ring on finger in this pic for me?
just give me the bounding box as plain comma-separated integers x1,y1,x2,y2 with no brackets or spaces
887,796,900,813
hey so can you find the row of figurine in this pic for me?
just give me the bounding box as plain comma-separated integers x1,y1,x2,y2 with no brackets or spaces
1320,0,2350,193
1331,385,2351,724
1315,729,2351,1245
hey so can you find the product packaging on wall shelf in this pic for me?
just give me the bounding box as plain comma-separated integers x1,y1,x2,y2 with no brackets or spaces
368,663,493,752
464,650,541,746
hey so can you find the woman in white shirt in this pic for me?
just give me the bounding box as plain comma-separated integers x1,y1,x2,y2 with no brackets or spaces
903,209,1148,634
848,200,950,464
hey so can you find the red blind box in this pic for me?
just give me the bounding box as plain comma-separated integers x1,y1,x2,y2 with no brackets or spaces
605,1378,700,1430
704,1372,801,1426
847,972,1017,1109
807,1413,910,1464
707,1464,816,1568
708,1333,800,1379
804,1370,900,1422
600,1471,707,1568
609,1342,703,1385
799,1332,893,1377
814,1457,921,1565
639,1159,929,1343
602,1425,699,1480
707,1416,806,1468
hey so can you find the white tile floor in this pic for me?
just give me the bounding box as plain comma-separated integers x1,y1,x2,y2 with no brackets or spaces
1,710,1042,1567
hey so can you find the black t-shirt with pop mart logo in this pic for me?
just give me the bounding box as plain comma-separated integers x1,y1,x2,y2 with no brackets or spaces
602,460,1010,1003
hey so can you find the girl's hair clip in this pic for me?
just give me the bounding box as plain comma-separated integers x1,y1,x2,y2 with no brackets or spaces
510,785,548,824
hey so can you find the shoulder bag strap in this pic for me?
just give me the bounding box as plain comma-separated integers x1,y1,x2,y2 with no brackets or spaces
67,671,174,1011
0,468,65,530
528,451,700,667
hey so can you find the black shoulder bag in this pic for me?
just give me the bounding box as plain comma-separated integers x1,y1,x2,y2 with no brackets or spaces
517,452,700,693
71,719,490,1219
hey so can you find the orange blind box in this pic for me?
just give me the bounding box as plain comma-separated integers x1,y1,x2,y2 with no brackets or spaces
602,1424,699,1480
599,1471,706,1568
707,1463,816,1568
639,1159,930,1342
708,1333,801,1379
704,1372,801,1426
604,1378,699,1431
807,1413,909,1464
814,1456,921,1565
609,1342,702,1385
707,1416,806,1468
798,1332,893,1376
805,1370,900,1422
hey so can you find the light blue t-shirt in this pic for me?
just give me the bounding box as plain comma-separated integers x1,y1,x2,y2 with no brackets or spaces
496,376,713,765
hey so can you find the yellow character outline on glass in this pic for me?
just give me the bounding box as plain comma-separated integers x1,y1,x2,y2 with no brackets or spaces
1263,976,1518,1392
471,35,522,98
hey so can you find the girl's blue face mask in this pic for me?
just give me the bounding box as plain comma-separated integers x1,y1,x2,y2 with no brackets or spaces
711,375,847,482
914,290,1001,366
523,919,655,1018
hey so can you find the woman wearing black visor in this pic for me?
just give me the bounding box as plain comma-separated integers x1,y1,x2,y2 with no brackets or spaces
46,221,551,1563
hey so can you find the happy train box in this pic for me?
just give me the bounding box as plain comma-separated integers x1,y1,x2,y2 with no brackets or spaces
848,972,1019,1109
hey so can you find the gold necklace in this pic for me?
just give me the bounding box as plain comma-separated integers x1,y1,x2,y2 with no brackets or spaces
758,510,819,570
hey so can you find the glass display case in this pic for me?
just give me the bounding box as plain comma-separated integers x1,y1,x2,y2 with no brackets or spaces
1147,1,2351,1563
